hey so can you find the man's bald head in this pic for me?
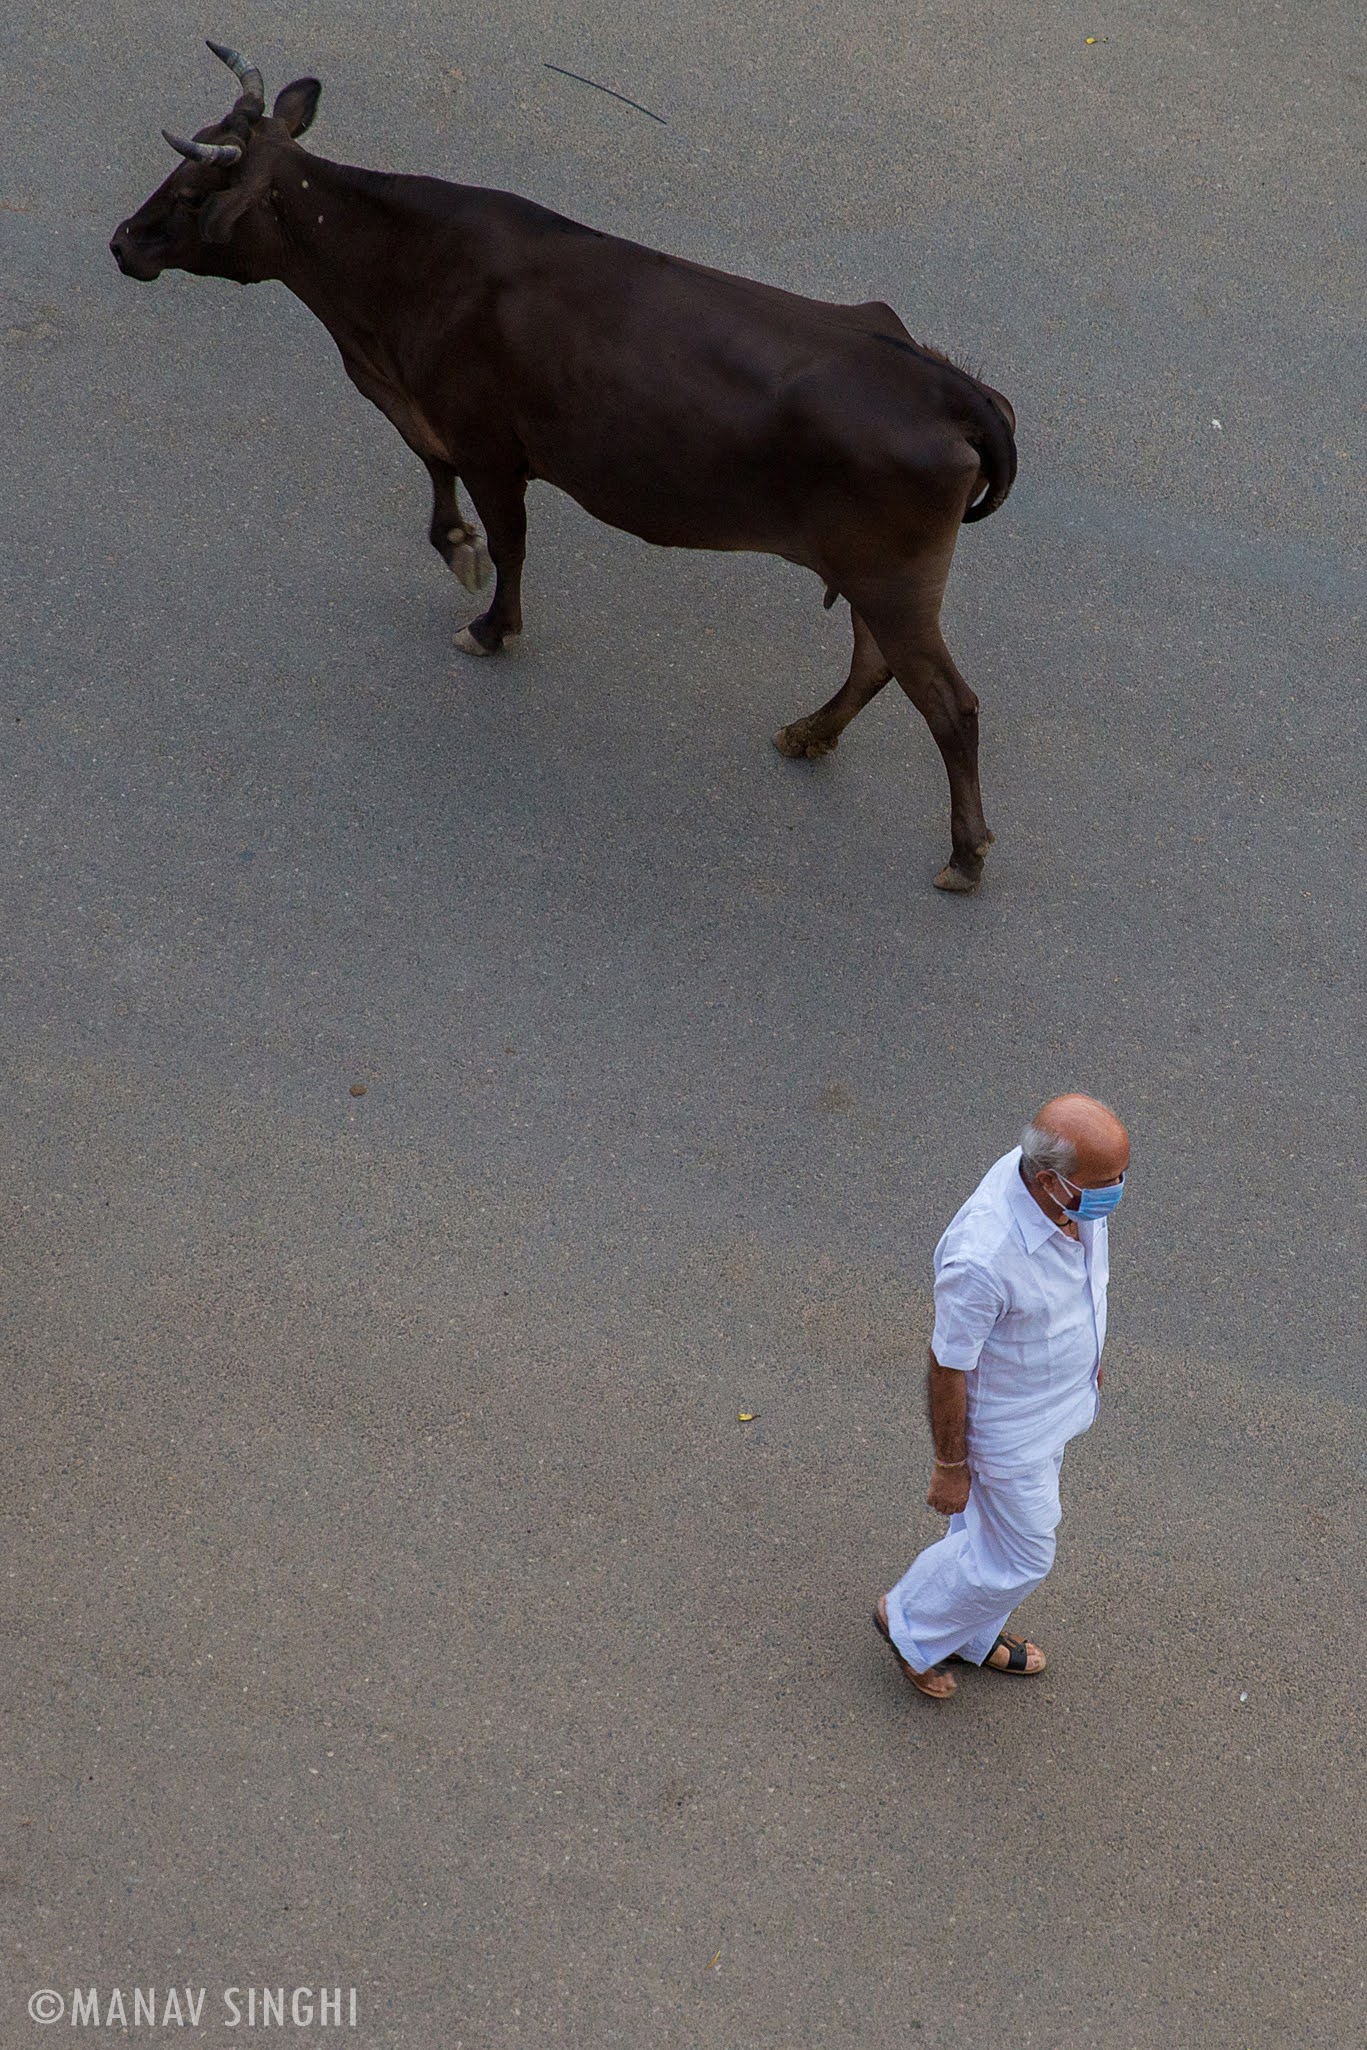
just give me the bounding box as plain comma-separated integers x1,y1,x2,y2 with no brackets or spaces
1023,1094,1130,1189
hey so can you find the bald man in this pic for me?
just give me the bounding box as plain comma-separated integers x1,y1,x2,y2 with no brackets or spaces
875,1095,1130,1701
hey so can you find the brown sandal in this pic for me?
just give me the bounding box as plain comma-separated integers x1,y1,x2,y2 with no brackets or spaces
956,1630,1046,1675
873,1602,956,1699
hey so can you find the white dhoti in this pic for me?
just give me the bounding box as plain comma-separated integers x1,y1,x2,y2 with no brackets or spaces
885,1451,1065,1670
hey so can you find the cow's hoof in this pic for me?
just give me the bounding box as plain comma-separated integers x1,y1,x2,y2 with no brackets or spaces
773,720,837,760
455,626,499,657
933,860,982,894
448,533,492,593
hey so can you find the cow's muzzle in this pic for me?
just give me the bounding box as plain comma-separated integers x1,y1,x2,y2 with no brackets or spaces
109,225,163,281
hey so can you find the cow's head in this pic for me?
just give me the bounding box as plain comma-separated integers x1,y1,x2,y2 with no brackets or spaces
110,41,320,284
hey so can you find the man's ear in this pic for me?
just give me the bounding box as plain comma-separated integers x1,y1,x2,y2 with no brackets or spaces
199,152,272,245
273,77,321,137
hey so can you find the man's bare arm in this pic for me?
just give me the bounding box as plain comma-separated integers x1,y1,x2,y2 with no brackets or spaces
926,1349,971,1514
927,1352,968,1461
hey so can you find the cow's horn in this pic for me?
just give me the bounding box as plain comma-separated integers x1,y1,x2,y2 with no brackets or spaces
163,129,244,166
206,39,265,115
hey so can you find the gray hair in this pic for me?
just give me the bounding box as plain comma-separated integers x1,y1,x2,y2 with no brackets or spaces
1020,1122,1077,1180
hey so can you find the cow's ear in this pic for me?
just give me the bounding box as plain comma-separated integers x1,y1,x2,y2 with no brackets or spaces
199,154,271,245
273,77,321,137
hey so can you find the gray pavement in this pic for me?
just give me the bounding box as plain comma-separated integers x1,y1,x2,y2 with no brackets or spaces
3,2,1364,2045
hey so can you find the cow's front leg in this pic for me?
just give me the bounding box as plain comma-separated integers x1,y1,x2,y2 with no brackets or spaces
455,466,529,656
424,458,491,594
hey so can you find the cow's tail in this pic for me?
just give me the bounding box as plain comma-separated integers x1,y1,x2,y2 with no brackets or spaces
961,396,1018,524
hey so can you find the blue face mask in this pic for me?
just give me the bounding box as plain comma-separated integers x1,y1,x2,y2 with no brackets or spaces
1056,1172,1125,1222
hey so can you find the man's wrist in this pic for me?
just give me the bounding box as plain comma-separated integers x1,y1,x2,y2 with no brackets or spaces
933,1455,967,1469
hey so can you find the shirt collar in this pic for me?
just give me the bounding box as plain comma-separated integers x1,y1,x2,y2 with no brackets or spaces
1004,1146,1069,1253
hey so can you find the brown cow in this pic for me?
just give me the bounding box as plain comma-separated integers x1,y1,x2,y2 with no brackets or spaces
111,43,1018,889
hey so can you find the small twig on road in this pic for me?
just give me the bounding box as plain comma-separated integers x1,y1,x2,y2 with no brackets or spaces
543,64,667,124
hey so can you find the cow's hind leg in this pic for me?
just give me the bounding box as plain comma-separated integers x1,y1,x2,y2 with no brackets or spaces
773,607,893,758
455,466,529,657
853,593,993,892
424,458,492,595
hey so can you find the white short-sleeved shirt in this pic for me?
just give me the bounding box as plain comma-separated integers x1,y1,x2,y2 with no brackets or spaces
931,1146,1109,1474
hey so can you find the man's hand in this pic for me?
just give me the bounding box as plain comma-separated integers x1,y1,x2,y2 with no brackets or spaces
1097,1365,1105,1388
927,1461,971,1516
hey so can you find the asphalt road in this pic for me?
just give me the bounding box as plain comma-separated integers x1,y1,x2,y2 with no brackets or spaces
3,3,1363,2046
